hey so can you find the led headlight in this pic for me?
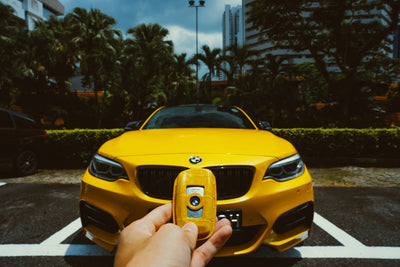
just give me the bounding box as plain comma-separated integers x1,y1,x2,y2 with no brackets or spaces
263,154,305,181
89,154,128,181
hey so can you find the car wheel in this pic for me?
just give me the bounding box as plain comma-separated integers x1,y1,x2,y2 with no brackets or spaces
15,150,38,176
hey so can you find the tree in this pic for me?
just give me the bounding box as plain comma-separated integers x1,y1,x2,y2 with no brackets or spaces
191,45,222,101
16,16,81,124
125,23,174,110
66,8,122,128
220,44,259,107
31,16,77,94
167,53,195,105
0,3,30,107
222,44,257,82
248,0,400,126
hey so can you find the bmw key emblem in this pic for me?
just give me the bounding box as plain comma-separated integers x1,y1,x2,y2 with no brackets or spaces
189,156,202,164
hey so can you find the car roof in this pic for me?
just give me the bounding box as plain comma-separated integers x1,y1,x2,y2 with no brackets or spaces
0,108,38,124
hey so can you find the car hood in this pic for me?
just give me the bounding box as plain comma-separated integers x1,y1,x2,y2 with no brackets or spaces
99,128,297,159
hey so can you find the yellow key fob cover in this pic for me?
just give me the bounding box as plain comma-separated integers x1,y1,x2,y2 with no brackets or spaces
173,168,217,240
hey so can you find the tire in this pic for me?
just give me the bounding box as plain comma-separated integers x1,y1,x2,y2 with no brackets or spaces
15,150,38,176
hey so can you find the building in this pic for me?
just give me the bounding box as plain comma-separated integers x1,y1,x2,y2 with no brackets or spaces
394,24,400,58
223,4,244,49
243,0,397,69
221,4,244,80
0,0,64,30
242,0,313,67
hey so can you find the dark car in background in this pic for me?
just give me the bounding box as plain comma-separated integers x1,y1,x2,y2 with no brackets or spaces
0,109,47,176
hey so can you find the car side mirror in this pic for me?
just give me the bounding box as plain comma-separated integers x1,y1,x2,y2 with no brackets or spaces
258,121,272,131
124,121,142,131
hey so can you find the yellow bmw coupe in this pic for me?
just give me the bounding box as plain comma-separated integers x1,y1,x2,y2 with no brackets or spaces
79,104,314,256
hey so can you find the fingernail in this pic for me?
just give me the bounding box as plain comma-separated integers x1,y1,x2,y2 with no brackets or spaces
182,222,197,233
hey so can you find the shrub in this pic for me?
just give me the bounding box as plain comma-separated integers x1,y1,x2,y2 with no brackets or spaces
43,129,123,168
273,128,400,159
41,128,400,168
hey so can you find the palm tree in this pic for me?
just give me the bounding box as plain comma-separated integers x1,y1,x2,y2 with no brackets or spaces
167,53,195,105
66,8,122,128
191,45,222,101
0,3,30,106
31,16,78,94
125,23,174,109
221,44,257,84
263,53,288,88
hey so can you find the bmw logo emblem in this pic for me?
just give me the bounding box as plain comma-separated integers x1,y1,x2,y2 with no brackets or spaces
189,156,202,164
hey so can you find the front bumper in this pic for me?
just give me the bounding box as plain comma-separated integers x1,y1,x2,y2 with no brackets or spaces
79,155,314,256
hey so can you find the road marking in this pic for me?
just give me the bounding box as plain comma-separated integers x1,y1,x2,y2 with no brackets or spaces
0,244,113,257
40,218,81,245
0,244,399,259
313,212,365,247
0,182,6,187
247,246,400,259
0,214,399,259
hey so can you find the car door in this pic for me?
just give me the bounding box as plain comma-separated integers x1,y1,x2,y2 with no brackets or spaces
0,110,17,166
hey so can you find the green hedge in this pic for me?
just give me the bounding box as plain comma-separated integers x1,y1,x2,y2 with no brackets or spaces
41,128,400,168
43,129,124,168
273,128,400,158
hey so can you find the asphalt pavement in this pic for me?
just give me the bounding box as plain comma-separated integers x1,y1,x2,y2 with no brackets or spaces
0,179,399,266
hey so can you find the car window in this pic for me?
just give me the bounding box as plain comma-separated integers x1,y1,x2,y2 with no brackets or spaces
13,113,41,129
0,110,14,128
143,105,256,129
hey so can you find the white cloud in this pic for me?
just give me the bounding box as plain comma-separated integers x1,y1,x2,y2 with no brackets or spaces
166,25,221,56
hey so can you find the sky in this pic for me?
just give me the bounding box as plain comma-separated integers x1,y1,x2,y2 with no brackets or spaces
58,0,242,57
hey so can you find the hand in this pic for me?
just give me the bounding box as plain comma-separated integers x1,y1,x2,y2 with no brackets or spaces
114,202,232,267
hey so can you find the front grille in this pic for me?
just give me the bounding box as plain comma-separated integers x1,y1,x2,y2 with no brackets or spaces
137,166,187,199
137,166,254,200
208,166,254,200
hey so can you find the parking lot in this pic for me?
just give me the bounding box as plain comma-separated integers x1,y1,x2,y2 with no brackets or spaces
0,181,399,266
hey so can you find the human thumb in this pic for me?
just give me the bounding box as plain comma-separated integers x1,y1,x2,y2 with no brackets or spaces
182,222,198,250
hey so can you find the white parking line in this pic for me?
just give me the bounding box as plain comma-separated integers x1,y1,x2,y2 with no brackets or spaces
0,244,113,257
0,182,6,187
40,218,82,245
313,212,365,247
249,246,400,259
0,213,399,259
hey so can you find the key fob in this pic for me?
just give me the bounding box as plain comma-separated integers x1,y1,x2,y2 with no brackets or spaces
173,168,217,240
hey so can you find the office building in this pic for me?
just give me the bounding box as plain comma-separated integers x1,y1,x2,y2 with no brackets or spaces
221,4,244,79
223,4,244,49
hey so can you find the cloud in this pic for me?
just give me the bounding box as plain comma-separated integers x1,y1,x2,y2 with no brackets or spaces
166,25,221,56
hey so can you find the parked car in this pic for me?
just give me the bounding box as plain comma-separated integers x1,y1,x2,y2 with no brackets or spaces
0,109,47,176
79,104,314,256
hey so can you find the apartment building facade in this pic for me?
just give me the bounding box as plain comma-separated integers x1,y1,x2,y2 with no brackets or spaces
242,0,398,67
0,0,64,30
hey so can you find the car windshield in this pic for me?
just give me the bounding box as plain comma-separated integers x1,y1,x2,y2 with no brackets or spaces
142,105,256,129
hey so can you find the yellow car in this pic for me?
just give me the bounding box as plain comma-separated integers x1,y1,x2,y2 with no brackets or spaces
79,104,314,256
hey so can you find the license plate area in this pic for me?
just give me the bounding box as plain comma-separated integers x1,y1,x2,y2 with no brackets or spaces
217,209,242,230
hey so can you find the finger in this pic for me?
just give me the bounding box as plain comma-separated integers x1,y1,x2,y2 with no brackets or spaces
115,203,172,266
118,203,172,247
142,202,172,231
214,218,232,232
181,222,198,251
191,222,232,267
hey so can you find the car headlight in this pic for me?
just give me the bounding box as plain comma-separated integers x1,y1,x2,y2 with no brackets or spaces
89,154,128,181
263,154,305,181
